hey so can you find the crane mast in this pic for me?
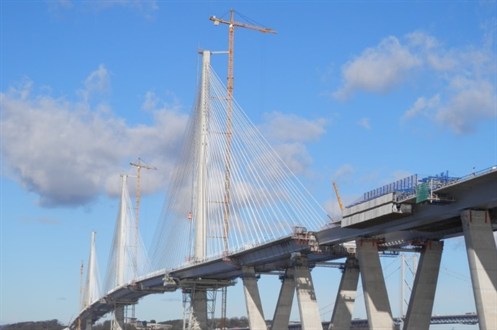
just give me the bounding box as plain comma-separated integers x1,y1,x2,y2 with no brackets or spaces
209,11,275,330
130,158,157,230
332,181,344,211
129,157,157,322
209,9,276,254
210,10,276,101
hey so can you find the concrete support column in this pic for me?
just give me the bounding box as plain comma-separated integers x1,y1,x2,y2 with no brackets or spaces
242,266,267,330
329,257,360,330
111,305,125,330
356,238,394,330
461,210,497,330
403,240,443,330
190,289,208,330
294,256,322,330
84,318,92,330
271,268,295,330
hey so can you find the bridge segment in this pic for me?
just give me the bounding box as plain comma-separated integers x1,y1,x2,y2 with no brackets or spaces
72,167,497,330
71,47,497,330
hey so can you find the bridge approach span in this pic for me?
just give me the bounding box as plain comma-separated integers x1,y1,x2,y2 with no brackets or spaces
71,167,497,329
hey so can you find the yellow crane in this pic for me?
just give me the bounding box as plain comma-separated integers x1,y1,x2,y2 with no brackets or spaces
332,181,344,211
130,158,157,230
129,157,156,321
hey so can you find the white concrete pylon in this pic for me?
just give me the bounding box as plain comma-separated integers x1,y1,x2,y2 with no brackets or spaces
403,240,443,330
116,175,128,287
83,231,100,308
242,266,267,330
329,257,360,330
194,50,210,261
461,209,497,330
356,238,395,330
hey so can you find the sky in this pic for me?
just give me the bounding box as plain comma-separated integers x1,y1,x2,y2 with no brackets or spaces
1,0,496,327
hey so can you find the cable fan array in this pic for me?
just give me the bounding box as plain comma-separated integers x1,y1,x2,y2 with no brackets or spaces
150,62,329,272
104,175,150,294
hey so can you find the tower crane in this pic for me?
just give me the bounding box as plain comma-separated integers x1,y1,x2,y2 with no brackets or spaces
209,9,276,101
209,9,276,252
130,158,157,230
209,11,275,330
129,157,156,321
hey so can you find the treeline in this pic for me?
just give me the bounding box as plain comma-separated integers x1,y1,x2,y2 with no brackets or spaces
1,317,249,330
161,317,249,330
0,319,65,330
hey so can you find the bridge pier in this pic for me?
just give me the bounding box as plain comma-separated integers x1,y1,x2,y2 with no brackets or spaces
271,268,295,330
189,288,208,330
242,266,267,330
356,238,395,330
403,240,443,330
111,305,125,330
84,318,92,330
329,257,359,330
461,209,497,330
294,256,322,330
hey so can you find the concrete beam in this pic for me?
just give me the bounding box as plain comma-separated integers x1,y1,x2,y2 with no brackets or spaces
461,210,497,330
403,241,443,330
356,238,394,330
242,266,267,330
271,269,295,330
294,257,322,330
329,257,359,330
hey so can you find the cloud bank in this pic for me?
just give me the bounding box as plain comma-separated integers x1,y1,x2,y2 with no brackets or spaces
1,68,324,209
260,112,327,174
1,67,187,207
333,31,497,134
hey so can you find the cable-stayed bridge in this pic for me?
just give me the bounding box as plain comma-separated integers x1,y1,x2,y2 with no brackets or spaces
70,50,497,330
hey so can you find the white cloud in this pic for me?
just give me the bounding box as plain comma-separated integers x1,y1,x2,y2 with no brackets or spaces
272,143,313,174
403,94,440,119
80,64,110,102
336,31,497,134
0,74,188,207
357,117,371,130
333,36,421,100
406,31,439,50
435,77,496,134
260,112,327,174
261,112,327,143
332,164,355,180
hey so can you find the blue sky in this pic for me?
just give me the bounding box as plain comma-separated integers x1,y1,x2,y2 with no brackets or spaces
1,0,496,326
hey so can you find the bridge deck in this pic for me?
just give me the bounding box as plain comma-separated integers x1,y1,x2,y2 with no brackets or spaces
71,167,497,328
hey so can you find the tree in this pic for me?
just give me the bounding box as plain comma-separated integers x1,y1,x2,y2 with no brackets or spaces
2,319,65,330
